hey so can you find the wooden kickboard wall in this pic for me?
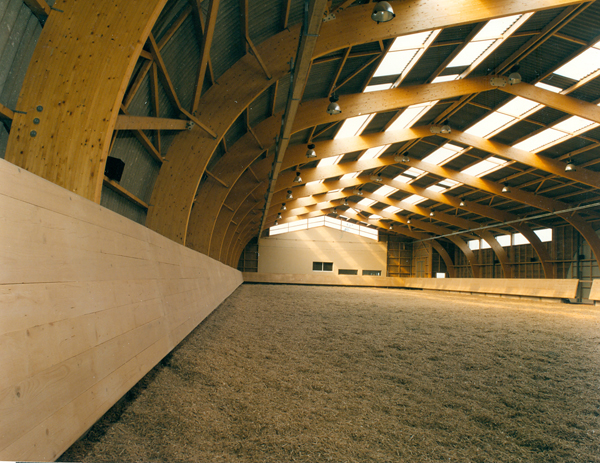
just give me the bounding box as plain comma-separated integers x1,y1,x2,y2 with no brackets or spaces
243,273,579,299
0,159,243,461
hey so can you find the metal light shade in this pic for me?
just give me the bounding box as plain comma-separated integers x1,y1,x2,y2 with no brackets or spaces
281,203,287,211
286,190,293,199
370,175,383,182
459,199,466,207
429,211,435,217
502,184,511,193
274,220,278,226
353,189,363,196
508,72,522,85
371,1,395,23
565,162,576,172
440,124,451,134
306,143,317,158
327,101,341,115
293,172,302,183
277,213,282,219
407,218,411,224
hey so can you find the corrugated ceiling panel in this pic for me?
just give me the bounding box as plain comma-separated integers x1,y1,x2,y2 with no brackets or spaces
210,0,244,81
559,1,600,43
287,0,305,28
274,74,291,114
100,186,147,225
248,0,283,46
302,60,337,101
248,86,272,127
0,122,8,159
161,15,200,111
152,0,188,43
108,132,161,204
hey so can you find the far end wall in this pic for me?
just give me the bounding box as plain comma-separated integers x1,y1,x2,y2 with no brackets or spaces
258,227,387,276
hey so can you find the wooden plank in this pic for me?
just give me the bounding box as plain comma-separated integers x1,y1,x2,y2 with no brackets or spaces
0,158,243,460
589,279,600,301
103,176,149,209
115,115,189,131
192,0,220,113
22,0,50,22
0,102,14,121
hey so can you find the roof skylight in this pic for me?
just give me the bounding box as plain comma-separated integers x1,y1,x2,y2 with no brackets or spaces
448,40,495,68
340,172,359,180
461,156,507,177
358,198,376,207
421,143,463,166
386,101,438,132
383,205,402,214
373,185,398,196
472,15,523,40
358,145,390,161
554,46,600,81
465,111,515,138
364,83,393,93
318,154,343,167
402,194,427,205
431,75,459,83
335,114,373,139
373,49,418,77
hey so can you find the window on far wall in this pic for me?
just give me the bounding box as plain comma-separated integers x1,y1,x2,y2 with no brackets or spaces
362,270,382,276
339,269,358,275
313,262,333,272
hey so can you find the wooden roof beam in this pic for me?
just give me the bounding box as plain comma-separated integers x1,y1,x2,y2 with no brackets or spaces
192,0,220,114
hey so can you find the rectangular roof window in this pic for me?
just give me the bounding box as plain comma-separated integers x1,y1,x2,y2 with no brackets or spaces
318,154,343,167
358,198,376,207
383,205,402,214
461,157,506,177
390,31,433,51
386,101,438,132
364,83,392,92
426,185,446,193
554,47,600,81
373,185,398,196
359,145,390,161
448,40,494,67
402,194,427,205
465,111,515,138
340,172,359,180
422,146,460,166
403,167,424,177
335,114,372,139
431,75,459,83
472,15,521,41
439,178,460,187
394,174,412,183
373,49,417,77
535,82,561,93
497,96,540,117
513,128,565,152
552,116,596,134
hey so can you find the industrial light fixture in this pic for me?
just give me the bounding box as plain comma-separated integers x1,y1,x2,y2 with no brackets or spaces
281,203,287,211
430,120,451,134
327,94,341,115
371,1,395,23
565,159,576,172
407,218,412,224
501,183,511,193
343,198,349,206
277,213,282,219
389,224,393,230
286,190,293,200
394,152,410,163
353,189,363,196
429,211,435,217
508,65,522,85
306,143,317,158
370,175,383,182
293,171,302,183
274,220,278,226
459,198,466,207
332,208,337,214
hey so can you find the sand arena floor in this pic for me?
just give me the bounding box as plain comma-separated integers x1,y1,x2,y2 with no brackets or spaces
61,284,600,462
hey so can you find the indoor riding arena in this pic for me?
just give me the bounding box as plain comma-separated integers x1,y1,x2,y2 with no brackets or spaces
2,0,600,462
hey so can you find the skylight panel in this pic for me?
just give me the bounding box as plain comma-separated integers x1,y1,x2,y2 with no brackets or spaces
402,194,427,205
497,97,540,117
358,198,376,207
403,167,424,177
359,145,390,161
496,235,511,247
448,40,494,67
386,101,438,132
318,154,343,167
472,15,521,41
383,205,402,214
422,146,459,166
552,116,595,134
394,174,412,183
431,75,459,83
554,47,600,81
439,179,459,188
468,240,480,250
426,185,446,193
461,157,506,177
340,172,359,180
390,31,432,51
364,83,393,93
369,214,383,220
535,82,561,93
373,49,417,77
373,185,398,196
465,112,515,138
513,128,565,152
305,180,322,187
335,114,372,139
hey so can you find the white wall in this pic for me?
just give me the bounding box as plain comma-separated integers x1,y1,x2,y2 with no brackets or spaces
258,226,387,276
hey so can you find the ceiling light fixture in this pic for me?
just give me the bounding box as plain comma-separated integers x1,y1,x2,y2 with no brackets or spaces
371,1,395,24
343,198,349,206
430,120,451,134
293,172,302,183
274,220,278,226
281,203,287,211
565,159,576,172
286,190,293,200
327,94,341,115
407,218,412,224
394,152,410,163
370,175,383,182
306,143,317,158
429,211,435,217
389,224,393,230
459,198,466,207
277,213,282,219
501,183,511,193
353,189,363,196
508,64,522,85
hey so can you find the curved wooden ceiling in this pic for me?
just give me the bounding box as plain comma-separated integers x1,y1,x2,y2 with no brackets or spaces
5,0,600,273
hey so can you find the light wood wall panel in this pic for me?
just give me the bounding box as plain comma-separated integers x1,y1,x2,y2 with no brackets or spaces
0,159,243,461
